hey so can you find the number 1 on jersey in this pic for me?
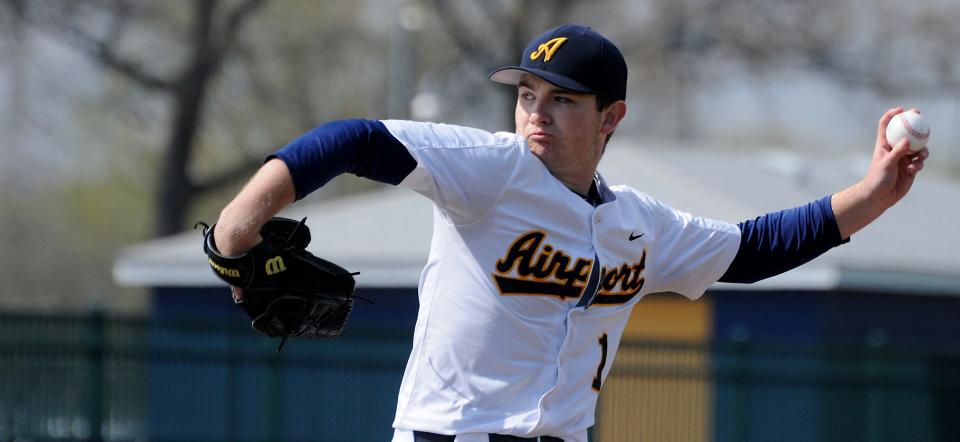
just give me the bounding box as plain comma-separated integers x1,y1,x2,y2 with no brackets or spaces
591,332,609,391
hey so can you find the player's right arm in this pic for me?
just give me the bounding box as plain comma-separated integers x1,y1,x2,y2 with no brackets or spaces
212,120,418,300
212,119,512,297
214,120,416,255
213,158,296,256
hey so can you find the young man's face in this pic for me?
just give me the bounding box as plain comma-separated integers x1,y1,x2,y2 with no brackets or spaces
514,74,620,188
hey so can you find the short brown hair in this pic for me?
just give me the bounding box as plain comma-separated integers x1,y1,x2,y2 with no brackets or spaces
596,94,615,112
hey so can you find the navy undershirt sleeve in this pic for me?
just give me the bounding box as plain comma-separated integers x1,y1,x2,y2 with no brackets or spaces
267,119,417,201
719,195,850,284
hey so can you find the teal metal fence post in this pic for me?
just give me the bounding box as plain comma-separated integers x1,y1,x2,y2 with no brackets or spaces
865,328,888,442
226,328,239,442
730,328,751,442
87,307,106,442
265,341,284,441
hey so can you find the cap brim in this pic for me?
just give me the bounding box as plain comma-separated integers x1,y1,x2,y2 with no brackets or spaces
489,66,594,95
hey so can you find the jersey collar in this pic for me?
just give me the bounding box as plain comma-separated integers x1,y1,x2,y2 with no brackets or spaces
581,173,615,207
593,172,616,204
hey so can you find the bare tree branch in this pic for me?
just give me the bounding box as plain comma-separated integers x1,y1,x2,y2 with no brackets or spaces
200,0,268,76
428,0,501,65
223,0,267,44
10,0,176,91
92,41,176,91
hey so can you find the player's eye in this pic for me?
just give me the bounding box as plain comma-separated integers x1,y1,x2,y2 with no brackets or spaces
554,96,574,103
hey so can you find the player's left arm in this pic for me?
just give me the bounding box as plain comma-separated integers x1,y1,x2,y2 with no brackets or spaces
832,107,929,239
720,108,929,284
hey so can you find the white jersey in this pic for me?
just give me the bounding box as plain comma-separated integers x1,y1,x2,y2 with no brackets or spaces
383,120,740,441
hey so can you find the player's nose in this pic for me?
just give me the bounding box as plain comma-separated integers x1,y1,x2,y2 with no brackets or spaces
528,102,551,126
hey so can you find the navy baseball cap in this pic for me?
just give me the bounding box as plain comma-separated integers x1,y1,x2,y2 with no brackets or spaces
489,24,627,101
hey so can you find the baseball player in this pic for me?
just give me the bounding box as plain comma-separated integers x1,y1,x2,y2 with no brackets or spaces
210,24,928,441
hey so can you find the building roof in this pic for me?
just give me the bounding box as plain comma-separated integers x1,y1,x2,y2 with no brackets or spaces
113,140,960,295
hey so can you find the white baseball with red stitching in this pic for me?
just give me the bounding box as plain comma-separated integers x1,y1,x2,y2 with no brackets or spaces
885,110,930,153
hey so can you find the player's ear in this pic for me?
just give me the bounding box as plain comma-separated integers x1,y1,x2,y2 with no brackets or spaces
600,100,627,136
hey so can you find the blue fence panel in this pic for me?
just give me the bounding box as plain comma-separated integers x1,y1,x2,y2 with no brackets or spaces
1,308,959,441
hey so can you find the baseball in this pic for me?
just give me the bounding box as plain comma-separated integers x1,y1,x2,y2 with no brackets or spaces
885,110,930,152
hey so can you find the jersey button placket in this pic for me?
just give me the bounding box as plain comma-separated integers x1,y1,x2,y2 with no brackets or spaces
580,208,605,309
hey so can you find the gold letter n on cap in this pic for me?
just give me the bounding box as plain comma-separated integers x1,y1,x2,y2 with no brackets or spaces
530,37,568,62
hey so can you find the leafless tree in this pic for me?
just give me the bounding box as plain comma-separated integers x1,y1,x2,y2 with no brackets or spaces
6,0,268,236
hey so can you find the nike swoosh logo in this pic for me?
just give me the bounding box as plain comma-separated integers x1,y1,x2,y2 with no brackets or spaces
629,232,644,241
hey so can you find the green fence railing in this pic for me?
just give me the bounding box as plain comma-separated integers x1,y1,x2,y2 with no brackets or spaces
2,311,959,441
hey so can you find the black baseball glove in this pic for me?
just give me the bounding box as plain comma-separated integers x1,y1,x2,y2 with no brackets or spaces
197,217,357,351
